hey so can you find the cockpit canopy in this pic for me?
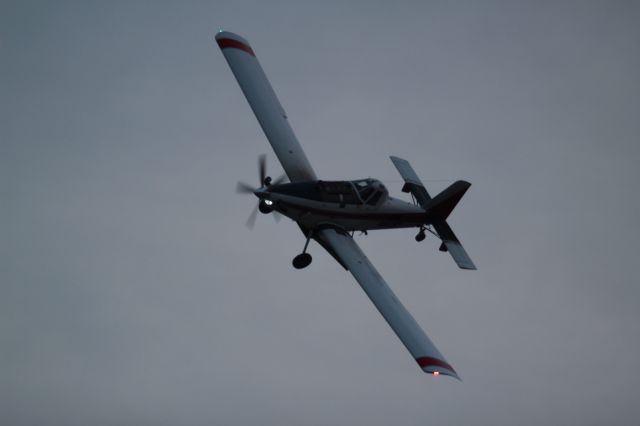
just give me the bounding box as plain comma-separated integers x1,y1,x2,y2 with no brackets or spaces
318,178,388,206
351,179,388,205
269,178,389,206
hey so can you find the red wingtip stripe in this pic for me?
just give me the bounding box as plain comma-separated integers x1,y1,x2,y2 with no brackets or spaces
416,356,456,374
216,38,255,56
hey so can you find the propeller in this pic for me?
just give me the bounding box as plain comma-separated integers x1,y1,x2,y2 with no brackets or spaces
236,154,287,229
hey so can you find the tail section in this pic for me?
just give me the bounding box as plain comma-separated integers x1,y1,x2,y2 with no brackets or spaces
423,180,471,221
390,156,476,270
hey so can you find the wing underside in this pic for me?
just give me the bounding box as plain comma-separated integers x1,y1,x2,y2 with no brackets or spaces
216,31,317,183
316,229,459,379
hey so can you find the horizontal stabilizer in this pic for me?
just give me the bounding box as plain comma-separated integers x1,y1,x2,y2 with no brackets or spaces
390,156,423,186
432,220,476,270
389,156,431,206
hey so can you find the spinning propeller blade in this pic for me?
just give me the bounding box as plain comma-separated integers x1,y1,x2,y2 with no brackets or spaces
258,154,266,185
237,154,284,229
237,181,256,194
245,203,259,229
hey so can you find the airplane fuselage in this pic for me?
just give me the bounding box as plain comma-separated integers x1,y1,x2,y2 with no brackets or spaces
257,179,427,232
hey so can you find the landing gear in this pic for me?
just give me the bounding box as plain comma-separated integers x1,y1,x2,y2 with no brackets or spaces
293,231,313,269
293,253,312,269
415,227,426,242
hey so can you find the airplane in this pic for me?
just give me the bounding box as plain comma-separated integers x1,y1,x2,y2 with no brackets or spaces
216,30,476,380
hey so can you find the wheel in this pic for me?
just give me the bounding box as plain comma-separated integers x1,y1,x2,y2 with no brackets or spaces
415,231,426,242
292,253,312,269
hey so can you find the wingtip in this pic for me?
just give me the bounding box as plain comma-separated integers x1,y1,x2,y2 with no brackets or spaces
416,356,461,381
214,30,249,44
422,366,462,381
215,30,255,56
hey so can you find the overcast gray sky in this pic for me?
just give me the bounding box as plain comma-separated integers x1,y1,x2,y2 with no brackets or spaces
2,1,640,425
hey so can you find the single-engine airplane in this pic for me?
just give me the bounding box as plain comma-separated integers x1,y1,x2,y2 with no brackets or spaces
216,31,475,379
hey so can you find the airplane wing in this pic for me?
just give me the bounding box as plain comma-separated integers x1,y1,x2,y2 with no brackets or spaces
217,32,457,378
216,31,317,182
315,228,460,379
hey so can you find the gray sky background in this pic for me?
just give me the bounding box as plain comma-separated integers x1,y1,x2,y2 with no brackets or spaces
2,1,640,425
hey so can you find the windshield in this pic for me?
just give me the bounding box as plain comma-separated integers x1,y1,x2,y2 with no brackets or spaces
351,179,387,205
352,179,373,199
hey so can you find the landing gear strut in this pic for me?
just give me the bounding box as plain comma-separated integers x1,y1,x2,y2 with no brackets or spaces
293,231,313,269
415,226,426,242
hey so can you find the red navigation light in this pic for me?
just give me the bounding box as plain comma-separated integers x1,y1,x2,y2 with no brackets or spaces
433,371,440,376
